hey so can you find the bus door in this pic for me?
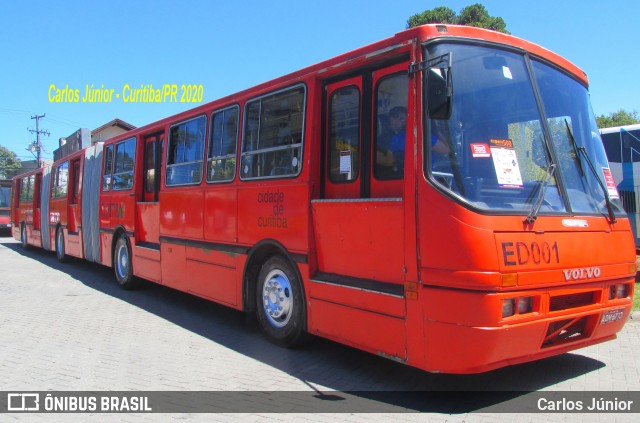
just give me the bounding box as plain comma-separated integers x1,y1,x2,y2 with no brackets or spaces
32,172,42,234
65,157,83,257
310,64,410,361
133,133,163,283
68,158,81,234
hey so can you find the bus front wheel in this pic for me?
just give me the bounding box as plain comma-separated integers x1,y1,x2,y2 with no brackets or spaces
256,255,307,347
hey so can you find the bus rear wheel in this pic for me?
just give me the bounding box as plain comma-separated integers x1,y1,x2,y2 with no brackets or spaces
256,255,307,347
114,235,137,290
55,228,67,263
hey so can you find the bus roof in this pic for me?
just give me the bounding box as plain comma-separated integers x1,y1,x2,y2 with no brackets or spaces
600,123,640,134
102,24,590,145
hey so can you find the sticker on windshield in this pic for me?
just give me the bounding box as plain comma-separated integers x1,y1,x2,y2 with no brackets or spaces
602,168,620,199
502,66,513,80
490,139,523,189
470,143,491,158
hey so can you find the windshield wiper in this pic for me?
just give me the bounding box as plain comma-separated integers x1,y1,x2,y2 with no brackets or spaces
525,162,556,224
564,120,617,223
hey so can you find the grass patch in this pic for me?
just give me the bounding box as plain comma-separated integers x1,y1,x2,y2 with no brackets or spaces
635,283,640,311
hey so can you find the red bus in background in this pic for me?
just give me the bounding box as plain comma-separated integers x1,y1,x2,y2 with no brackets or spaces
11,169,43,247
12,145,103,261
12,24,636,373
0,179,11,234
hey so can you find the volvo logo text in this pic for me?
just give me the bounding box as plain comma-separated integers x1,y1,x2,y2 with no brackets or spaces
563,267,601,281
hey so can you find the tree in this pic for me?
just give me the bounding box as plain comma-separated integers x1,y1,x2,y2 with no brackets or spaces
407,3,509,34
0,145,22,178
596,109,640,129
407,6,456,28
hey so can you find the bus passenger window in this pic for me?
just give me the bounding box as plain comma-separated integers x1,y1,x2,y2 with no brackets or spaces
20,176,33,203
167,116,206,186
112,137,136,191
208,106,238,182
328,86,360,182
374,73,408,180
241,85,305,179
144,142,156,193
71,160,80,204
52,162,69,199
166,116,207,186
103,145,114,191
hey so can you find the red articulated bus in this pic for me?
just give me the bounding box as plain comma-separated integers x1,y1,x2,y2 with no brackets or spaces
1,179,12,234
12,24,636,373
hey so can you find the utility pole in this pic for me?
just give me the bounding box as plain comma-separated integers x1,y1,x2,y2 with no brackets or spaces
28,113,50,168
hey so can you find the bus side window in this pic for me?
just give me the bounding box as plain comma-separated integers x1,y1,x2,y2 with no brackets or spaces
112,137,136,191
241,85,305,179
103,145,114,191
208,106,238,182
374,73,408,180
328,85,360,183
167,116,206,186
52,162,69,199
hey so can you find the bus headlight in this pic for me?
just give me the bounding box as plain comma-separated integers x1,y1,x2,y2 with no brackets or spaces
609,283,630,300
616,283,629,299
502,299,515,318
517,297,533,314
502,296,534,318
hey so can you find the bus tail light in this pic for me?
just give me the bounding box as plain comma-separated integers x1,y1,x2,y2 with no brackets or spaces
502,296,535,318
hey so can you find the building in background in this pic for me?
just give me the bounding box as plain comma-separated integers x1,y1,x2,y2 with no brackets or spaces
91,118,136,145
54,118,135,162
13,159,53,177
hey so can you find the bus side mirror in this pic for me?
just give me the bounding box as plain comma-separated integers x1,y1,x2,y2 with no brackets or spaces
427,67,452,120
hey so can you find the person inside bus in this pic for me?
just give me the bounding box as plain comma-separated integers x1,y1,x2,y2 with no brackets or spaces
377,107,450,178
430,120,452,159
377,106,408,178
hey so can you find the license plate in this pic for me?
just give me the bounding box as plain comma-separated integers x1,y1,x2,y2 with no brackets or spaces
600,308,625,325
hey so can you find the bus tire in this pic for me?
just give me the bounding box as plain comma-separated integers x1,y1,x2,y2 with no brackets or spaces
114,235,138,290
55,228,67,263
20,224,30,250
256,255,308,347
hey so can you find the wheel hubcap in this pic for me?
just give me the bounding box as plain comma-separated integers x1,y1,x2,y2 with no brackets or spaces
116,244,128,278
57,232,63,256
262,270,293,328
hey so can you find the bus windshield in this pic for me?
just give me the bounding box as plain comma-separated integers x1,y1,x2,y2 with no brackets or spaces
426,43,625,218
0,185,10,208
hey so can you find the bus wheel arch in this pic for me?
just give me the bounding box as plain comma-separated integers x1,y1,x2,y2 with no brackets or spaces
243,240,309,347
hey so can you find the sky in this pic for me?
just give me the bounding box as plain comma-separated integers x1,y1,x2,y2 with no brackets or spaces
1,0,638,163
